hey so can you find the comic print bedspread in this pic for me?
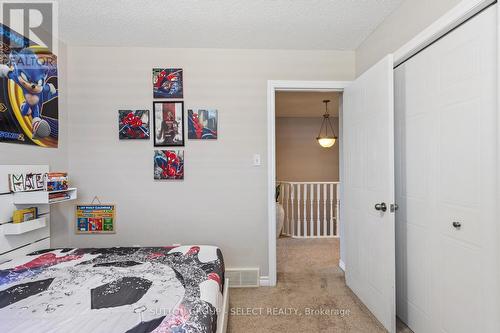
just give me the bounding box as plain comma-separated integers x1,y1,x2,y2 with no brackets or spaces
0,245,225,333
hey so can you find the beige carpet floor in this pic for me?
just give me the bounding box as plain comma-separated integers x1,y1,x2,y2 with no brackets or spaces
227,237,413,333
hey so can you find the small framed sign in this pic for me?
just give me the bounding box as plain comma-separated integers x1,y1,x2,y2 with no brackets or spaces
75,204,115,234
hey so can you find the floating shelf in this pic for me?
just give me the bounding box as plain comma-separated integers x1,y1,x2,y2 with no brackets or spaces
3,217,47,235
13,188,78,205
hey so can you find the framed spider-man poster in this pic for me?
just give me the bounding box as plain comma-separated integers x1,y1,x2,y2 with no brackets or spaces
152,68,183,99
188,109,218,139
118,110,150,140
153,101,184,146
154,150,184,180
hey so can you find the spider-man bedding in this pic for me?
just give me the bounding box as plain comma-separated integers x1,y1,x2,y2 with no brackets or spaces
0,245,225,333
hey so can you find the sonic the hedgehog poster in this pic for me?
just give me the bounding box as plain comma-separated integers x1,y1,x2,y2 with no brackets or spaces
0,24,59,148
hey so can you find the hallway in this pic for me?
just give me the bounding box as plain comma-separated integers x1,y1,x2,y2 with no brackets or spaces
228,237,409,332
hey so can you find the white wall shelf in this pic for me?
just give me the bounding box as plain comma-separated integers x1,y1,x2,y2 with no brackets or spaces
13,188,78,205
3,217,47,235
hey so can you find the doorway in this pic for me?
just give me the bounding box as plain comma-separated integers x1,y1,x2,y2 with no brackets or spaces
266,80,349,287
268,78,402,331
274,90,341,289
275,91,341,238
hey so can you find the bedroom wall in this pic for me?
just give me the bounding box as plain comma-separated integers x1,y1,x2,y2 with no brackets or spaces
0,42,72,246
355,0,462,75
276,117,339,182
64,47,355,277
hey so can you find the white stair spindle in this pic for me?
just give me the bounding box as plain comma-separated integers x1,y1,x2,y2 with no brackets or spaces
335,184,340,236
283,183,287,235
302,184,307,237
309,184,313,237
323,184,327,237
290,184,295,237
281,183,286,235
316,184,320,237
286,183,291,235
330,183,334,236
278,183,283,204
302,184,306,238
297,184,302,237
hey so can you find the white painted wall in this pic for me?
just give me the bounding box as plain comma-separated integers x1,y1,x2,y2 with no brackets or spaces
356,0,462,75
0,42,72,246
64,47,355,276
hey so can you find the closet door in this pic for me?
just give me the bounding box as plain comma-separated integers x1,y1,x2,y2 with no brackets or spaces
343,54,396,333
395,6,498,333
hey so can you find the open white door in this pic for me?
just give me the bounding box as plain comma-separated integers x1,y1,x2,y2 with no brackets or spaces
342,55,395,332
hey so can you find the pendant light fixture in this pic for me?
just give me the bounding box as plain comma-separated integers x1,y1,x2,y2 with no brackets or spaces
316,99,337,148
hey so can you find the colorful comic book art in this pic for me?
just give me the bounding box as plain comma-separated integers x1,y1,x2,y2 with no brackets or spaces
118,110,150,139
153,68,183,99
154,150,184,180
188,109,218,139
0,24,59,147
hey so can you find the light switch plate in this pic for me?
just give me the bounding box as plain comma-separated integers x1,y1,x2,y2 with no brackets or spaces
253,154,261,166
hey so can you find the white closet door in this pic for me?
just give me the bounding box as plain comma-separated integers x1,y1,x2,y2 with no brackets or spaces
395,6,498,333
343,54,396,333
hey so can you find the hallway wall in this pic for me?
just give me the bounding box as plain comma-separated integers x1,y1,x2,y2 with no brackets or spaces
276,117,339,182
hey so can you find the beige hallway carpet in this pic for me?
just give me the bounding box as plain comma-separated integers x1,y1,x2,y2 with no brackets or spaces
228,237,412,333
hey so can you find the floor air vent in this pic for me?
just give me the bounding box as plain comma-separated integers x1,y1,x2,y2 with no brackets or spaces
226,268,260,288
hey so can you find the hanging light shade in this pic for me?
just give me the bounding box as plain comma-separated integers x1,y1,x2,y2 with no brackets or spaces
316,99,337,148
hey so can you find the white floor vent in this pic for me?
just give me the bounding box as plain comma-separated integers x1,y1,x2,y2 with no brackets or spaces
226,268,260,288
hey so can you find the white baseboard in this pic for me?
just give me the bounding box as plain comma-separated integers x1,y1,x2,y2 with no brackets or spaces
339,259,345,271
259,276,270,287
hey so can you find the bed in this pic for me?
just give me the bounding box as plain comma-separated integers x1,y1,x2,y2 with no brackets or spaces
0,245,229,333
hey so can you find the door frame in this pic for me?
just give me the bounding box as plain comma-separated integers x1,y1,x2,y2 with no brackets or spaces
266,80,350,287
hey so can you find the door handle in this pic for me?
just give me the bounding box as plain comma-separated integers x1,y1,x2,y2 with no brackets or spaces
374,202,387,212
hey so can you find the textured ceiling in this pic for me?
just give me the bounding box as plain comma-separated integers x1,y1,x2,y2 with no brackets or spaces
276,91,340,118
56,0,403,50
